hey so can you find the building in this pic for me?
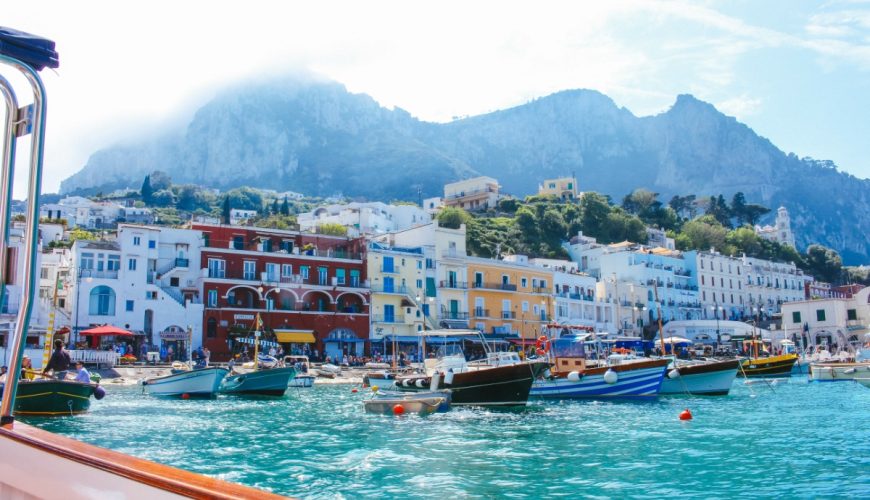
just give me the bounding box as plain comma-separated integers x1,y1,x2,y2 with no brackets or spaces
120,206,154,225
194,223,370,361
422,197,444,215
538,177,578,200
229,209,258,225
755,206,796,248
528,258,614,334
297,202,430,237
69,225,205,353
467,255,554,339
740,255,811,318
781,287,870,350
367,241,426,356
646,227,675,250
443,176,500,211
685,250,748,322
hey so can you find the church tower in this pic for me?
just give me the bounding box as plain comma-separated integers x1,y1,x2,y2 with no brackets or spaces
775,206,796,248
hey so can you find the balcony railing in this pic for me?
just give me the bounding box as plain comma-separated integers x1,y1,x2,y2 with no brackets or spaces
440,310,470,320
380,266,400,274
79,269,119,279
470,308,490,318
439,280,468,289
444,186,498,200
501,311,516,319
471,282,517,291
370,284,411,294
175,258,190,268
372,315,405,323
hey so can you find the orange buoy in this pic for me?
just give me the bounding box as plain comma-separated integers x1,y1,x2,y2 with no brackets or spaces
392,404,405,416
679,408,693,421
352,388,358,393
181,393,190,400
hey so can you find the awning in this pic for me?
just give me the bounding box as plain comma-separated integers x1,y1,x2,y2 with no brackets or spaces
235,337,280,348
382,335,422,343
275,331,316,343
324,338,367,343
468,338,509,345
508,338,538,346
82,325,135,337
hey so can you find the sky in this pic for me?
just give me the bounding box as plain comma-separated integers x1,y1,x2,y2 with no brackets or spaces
4,0,870,197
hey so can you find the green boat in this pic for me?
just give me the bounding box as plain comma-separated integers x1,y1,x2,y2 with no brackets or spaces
1,380,97,416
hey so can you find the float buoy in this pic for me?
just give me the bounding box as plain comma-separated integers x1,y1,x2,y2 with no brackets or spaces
392,404,405,416
371,385,379,392
181,393,190,400
567,371,581,382
679,408,693,421
668,369,681,379
603,369,618,385
415,379,426,388
351,388,358,393
93,386,106,400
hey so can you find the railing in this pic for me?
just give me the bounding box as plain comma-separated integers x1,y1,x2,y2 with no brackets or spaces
380,266,399,274
471,308,489,318
439,280,468,289
440,250,464,260
370,284,411,294
444,186,497,200
79,269,119,279
501,311,516,319
532,286,548,294
441,310,471,320
175,258,190,268
69,350,120,367
471,282,517,291
372,315,405,323
160,285,186,306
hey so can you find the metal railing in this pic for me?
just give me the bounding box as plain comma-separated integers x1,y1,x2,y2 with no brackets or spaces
439,280,468,289
372,315,405,323
471,282,518,291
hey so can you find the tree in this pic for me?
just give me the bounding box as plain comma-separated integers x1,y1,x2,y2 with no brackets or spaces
150,189,175,207
280,196,290,216
705,194,731,228
621,188,660,215
730,192,747,225
317,223,348,236
804,244,843,283
579,192,611,239
668,194,697,219
436,207,472,229
140,175,153,204
679,215,728,252
742,204,771,226
149,170,172,191
271,198,279,215
221,195,231,224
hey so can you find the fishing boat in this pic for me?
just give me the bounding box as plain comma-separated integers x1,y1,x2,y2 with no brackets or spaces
221,329,297,396
285,355,316,387
737,339,798,378
394,330,549,407
142,366,229,398
808,362,870,382
659,358,740,396
2,379,100,416
530,336,669,399
0,33,277,498
363,389,451,415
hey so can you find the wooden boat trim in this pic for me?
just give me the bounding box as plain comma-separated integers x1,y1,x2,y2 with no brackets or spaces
676,359,740,376
0,422,287,499
552,358,669,376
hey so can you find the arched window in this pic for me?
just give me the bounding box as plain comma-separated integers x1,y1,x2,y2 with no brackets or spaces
89,285,116,316
207,317,217,338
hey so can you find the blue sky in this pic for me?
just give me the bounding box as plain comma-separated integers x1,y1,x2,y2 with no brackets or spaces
5,0,870,195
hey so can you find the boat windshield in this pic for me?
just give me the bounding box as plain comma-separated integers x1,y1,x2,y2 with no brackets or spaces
550,338,586,358
435,343,466,360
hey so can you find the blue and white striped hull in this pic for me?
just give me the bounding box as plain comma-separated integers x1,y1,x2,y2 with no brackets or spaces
531,365,667,399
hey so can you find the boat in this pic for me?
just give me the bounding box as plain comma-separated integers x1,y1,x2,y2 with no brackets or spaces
221,328,297,396
530,336,669,399
285,355,316,387
363,370,397,388
855,378,870,388
0,34,277,498
658,358,739,396
808,362,870,382
1,379,100,416
394,330,549,407
143,366,229,398
317,363,341,378
737,339,798,378
363,389,452,415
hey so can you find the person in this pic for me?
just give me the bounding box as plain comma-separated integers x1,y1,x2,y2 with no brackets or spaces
167,345,174,363
73,361,91,383
0,365,7,383
202,347,211,367
20,355,35,380
43,339,71,380
269,346,277,357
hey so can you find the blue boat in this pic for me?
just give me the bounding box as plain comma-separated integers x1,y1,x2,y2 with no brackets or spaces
221,367,297,396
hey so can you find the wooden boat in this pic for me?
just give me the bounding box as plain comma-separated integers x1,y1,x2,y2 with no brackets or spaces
221,366,297,396
363,390,452,415
0,39,278,498
2,379,98,416
659,358,740,396
809,362,870,382
738,354,798,378
284,355,316,387
394,330,549,407
143,367,228,398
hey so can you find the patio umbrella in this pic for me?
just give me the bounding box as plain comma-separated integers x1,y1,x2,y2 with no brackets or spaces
80,325,134,337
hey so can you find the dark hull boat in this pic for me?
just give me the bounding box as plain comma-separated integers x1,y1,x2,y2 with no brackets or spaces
1,380,96,416
738,354,798,378
220,367,297,396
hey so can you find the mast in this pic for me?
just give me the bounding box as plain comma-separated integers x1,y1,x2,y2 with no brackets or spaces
253,312,262,370
653,282,666,356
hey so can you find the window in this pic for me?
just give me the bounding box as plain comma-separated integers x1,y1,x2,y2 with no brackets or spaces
89,286,116,316
522,301,529,312
145,291,157,300
300,266,310,280
474,272,483,287
416,260,422,269
265,263,279,281
107,255,120,271
207,317,217,338
40,267,49,279
262,239,272,252
202,233,210,247
540,280,547,289
336,268,346,285
521,277,527,288
383,256,394,273
243,261,256,281
701,275,705,285
133,236,141,246
350,269,360,287
701,260,704,270
816,309,826,321
207,258,225,279
232,236,244,250
148,240,156,249
282,264,293,278
280,240,293,253
208,290,218,307
128,258,137,271
318,267,328,285
170,277,179,287
416,279,423,289
847,309,857,321
125,300,134,312
227,291,235,306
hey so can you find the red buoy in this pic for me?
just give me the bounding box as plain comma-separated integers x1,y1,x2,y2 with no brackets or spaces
352,388,358,393
181,393,190,400
392,404,405,416
679,408,692,421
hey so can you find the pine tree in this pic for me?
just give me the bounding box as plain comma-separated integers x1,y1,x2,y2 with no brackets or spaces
221,195,231,224
140,175,153,204
280,196,290,216
271,198,279,215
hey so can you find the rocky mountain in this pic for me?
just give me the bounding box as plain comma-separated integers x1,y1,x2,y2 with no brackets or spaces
60,79,870,264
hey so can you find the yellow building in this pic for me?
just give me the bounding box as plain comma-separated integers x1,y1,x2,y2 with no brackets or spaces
466,256,554,339
443,176,500,211
538,177,578,201
366,243,425,346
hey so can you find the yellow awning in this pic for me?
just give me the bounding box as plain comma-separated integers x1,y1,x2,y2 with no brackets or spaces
275,330,316,343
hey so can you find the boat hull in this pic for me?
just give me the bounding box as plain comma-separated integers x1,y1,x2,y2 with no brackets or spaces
856,378,870,388
143,367,228,397
2,380,96,416
738,354,798,378
659,359,739,396
288,375,315,388
531,359,668,399
396,361,549,407
221,367,297,396
809,362,870,382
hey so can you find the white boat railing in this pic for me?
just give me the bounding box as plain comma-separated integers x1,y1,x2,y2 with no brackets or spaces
69,349,120,367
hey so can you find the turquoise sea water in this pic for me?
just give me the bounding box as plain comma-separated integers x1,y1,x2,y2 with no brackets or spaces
25,377,870,499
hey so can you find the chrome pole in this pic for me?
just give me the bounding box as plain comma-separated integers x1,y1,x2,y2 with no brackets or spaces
0,74,18,315
0,55,48,424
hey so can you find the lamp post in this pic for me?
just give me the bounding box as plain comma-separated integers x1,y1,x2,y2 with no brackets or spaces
73,268,93,348
711,303,723,350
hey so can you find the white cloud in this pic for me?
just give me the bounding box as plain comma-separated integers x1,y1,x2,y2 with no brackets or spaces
716,95,763,120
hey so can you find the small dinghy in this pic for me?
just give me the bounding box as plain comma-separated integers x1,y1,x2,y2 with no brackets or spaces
363,390,451,416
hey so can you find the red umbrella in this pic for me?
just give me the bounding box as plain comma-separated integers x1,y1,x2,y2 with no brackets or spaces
80,325,134,337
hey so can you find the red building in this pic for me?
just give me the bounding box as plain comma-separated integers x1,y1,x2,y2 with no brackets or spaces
194,223,370,361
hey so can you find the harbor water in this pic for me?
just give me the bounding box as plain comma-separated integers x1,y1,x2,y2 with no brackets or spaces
25,378,870,499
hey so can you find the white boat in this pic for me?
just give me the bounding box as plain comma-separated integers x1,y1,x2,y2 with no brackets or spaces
364,390,451,416
809,362,870,382
143,367,229,397
659,358,740,396
285,355,317,387
317,363,341,378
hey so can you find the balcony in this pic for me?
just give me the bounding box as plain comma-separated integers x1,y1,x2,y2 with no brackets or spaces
380,265,400,274
444,186,498,200
371,284,411,295
441,310,471,320
440,250,464,260
501,311,516,319
471,282,517,291
470,308,489,318
372,315,405,323
439,280,468,289
175,258,190,268
79,269,119,279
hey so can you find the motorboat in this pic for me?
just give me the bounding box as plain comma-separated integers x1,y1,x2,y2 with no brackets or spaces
394,330,549,407
317,363,341,378
1,379,102,416
284,355,316,387
737,338,797,378
659,358,739,396
221,366,296,396
363,389,451,415
855,378,870,388
809,362,870,382
142,366,229,398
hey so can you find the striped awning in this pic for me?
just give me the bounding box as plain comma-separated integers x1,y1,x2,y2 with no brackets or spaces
275,330,316,343
235,337,280,348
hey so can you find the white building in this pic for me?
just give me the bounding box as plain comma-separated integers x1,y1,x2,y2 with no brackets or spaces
40,196,124,229
741,255,810,318
781,287,870,350
646,227,675,250
297,202,430,237
756,206,796,248
229,209,258,225
527,257,615,334
69,225,204,352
